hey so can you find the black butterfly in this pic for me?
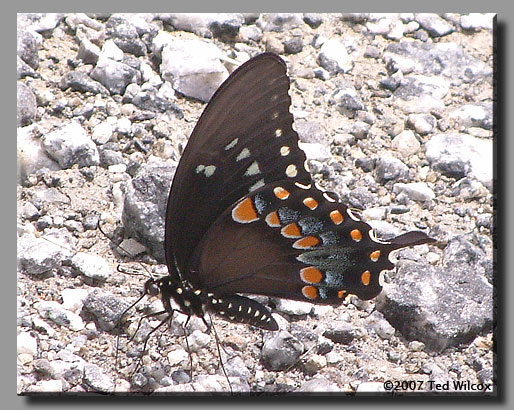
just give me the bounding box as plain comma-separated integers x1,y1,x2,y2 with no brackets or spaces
144,52,434,333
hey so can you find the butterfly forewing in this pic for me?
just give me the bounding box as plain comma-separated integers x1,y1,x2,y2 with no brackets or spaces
165,53,311,282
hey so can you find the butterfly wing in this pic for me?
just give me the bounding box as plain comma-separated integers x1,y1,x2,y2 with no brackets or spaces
165,53,311,283
190,179,435,304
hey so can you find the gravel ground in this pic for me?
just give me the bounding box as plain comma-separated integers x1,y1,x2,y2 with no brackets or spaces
17,13,494,395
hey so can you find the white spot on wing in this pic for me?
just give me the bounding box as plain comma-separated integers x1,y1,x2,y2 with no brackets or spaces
280,146,290,156
196,164,216,178
236,148,251,162
225,138,239,150
245,161,261,176
275,129,282,137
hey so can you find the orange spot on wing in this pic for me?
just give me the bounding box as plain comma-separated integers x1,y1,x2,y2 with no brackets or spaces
265,211,280,227
302,286,318,300
361,270,371,286
273,186,290,200
351,229,362,242
337,290,346,299
232,197,258,223
330,210,343,225
370,250,381,262
303,197,318,210
293,236,320,249
300,267,323,284
282,223,302,238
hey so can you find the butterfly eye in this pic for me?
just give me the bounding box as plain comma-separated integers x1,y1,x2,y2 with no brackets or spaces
144,280,160,297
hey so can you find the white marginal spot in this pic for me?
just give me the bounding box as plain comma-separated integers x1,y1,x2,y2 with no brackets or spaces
323,192,337,203
183,300,191,307
245,161,261,176
229,316,235,320
238,305,242,312
261,314,267,321
295,182,312,190
176,287,183,294
194,289,201,295
236,147,251,161
272,112,279,120
369,229,389,244
247,306,252,314
254,310,260,318
249,178,265,192
347,208,361,221
275,129,282,137
225,138,239,150
280,146,290,156
227,303,233,309
285,164,298,178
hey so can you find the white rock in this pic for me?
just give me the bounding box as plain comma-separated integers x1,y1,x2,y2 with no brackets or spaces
92,121,113,144
41,122,99,168
318,39,353,74
17,332,38,356
17,125,60,181
35,301,85,331
391,130,421,157
61,288,90,313
393,182,435,202
71,252,111,282
160,39,228,102
100,39,124,61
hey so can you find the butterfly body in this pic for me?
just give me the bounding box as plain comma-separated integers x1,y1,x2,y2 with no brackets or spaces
155,53,434,332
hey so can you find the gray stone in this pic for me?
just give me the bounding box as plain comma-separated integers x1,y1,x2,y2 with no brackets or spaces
450,103,493,130
105,16,147,57
17,82,37,126
83,364,115,393
17,29,39,70
238,25,263,42
41,122,99,169
375,156,409,182
376,235,493,352
383,41,491,83
262,331,304,371
60,70,109,96
17,55,37,79
415,13,454,37
78,37,101,65
425,133,493,190
35,301,85,331
391,130,421,157
257,13,304,32
159,39,228,102
393,182,435,203
18,228,75,276
71,252,111,282
122,160,176,263
91,57,139,95
159,13,244,38
82,289,131,331
323,320,365,344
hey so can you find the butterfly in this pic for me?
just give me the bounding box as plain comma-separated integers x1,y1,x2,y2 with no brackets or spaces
142,52,434,334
